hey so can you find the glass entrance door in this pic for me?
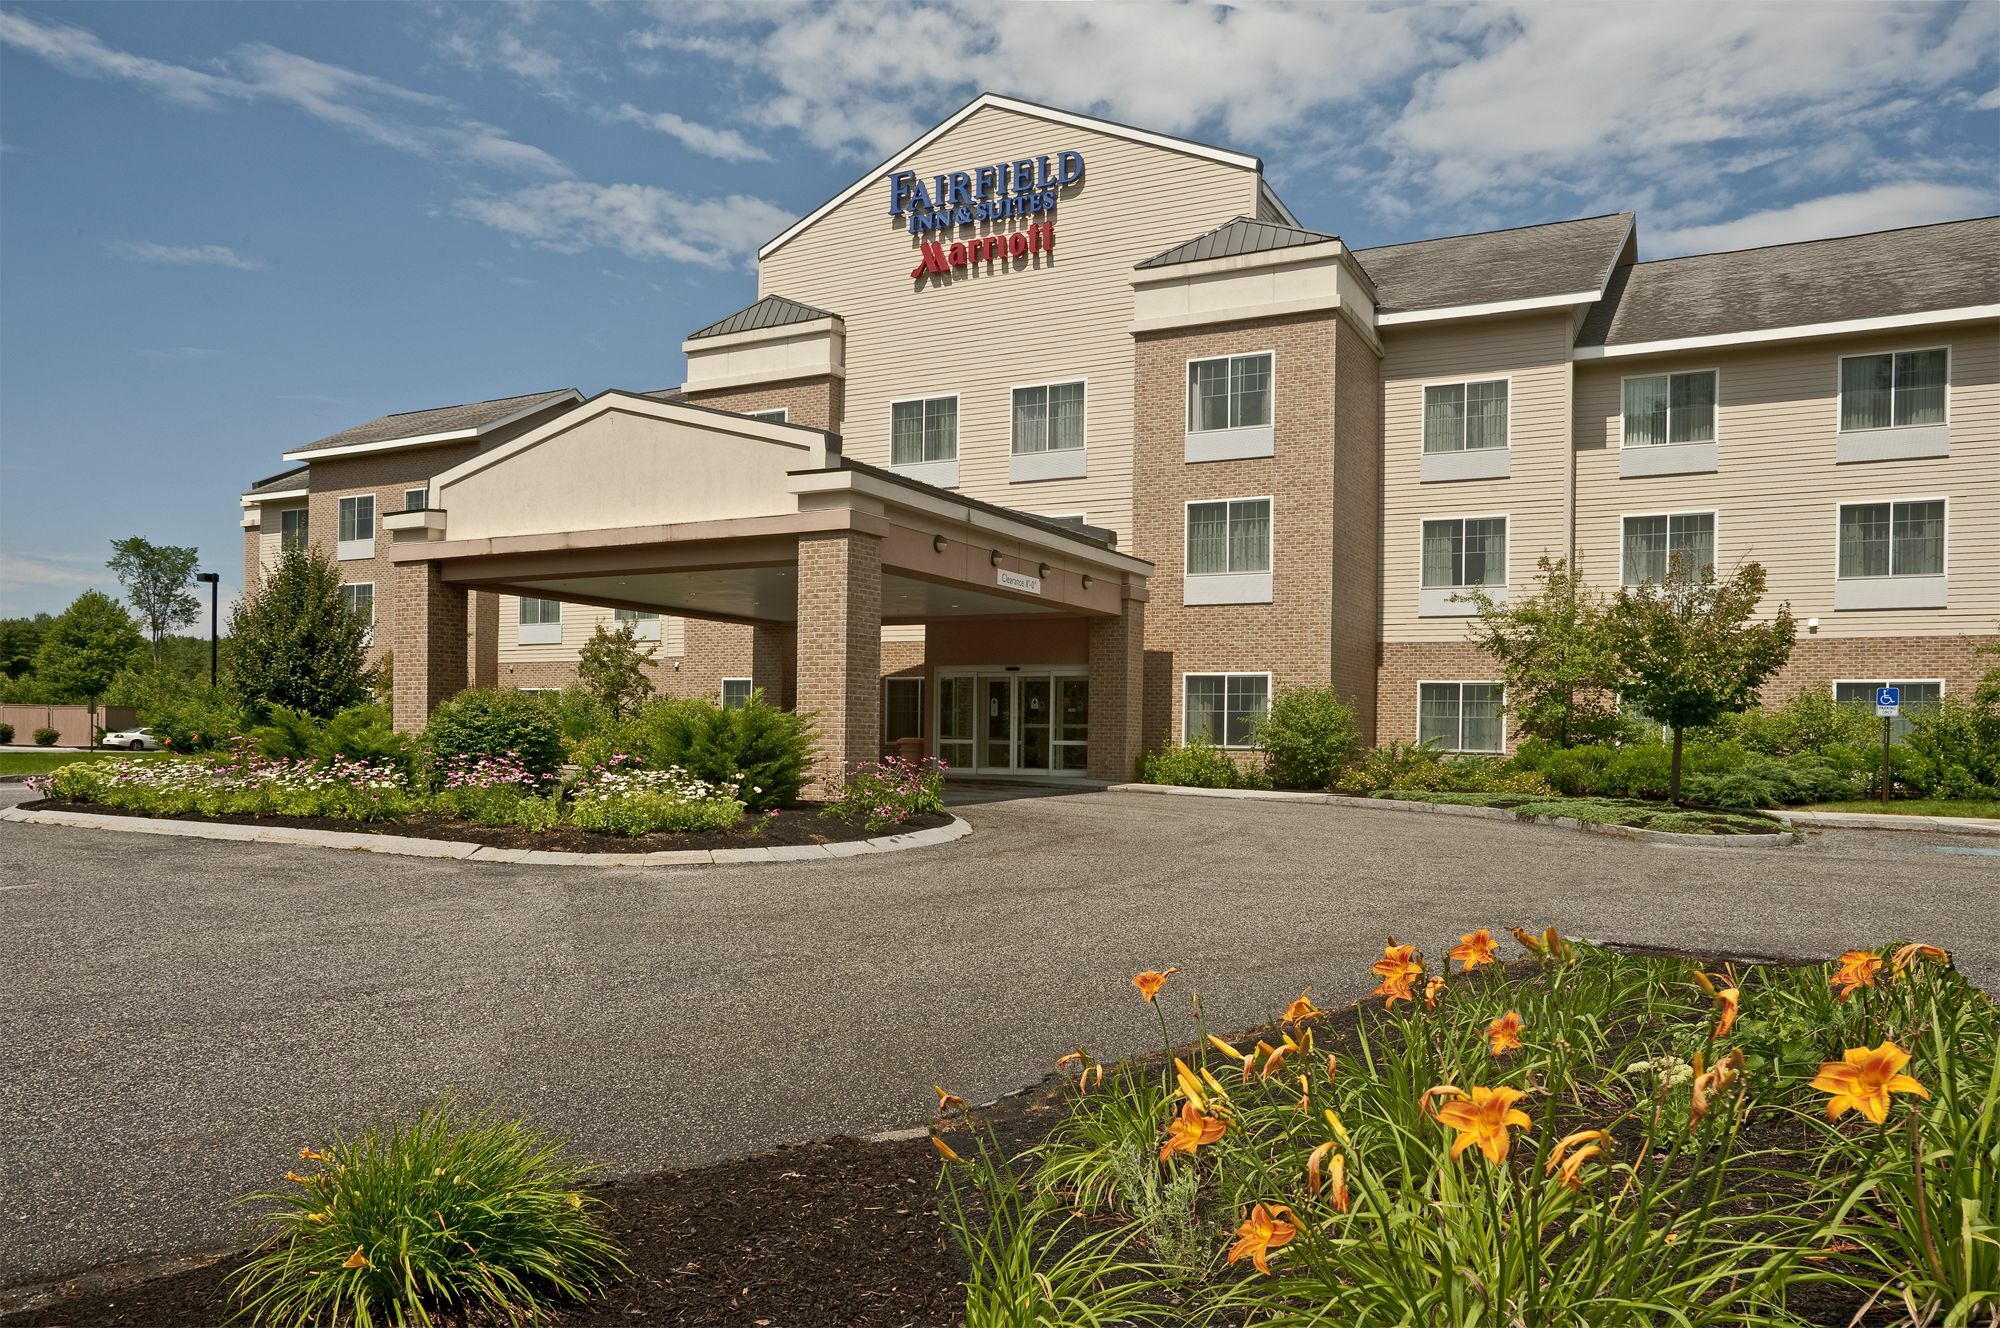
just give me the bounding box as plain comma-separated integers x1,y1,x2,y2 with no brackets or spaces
939,671,1088,775
981,676,1014,770
1019,677,1051,770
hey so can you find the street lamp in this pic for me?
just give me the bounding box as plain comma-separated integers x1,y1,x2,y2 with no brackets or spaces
194,572,220,689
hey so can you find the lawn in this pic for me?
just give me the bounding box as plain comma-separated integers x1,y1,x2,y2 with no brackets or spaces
1373,789,1787,835
0,750,154,777
1801,798,2000,819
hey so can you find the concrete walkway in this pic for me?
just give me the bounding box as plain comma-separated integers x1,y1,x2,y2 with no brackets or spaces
2,785,1993,1291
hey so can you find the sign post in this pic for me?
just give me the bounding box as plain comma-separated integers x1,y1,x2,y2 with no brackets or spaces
1874,687,1900,805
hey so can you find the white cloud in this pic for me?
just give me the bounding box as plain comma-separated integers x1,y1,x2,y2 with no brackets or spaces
0,551,114,593
0,10,238,106
453,181,793,267
107,242,265,271
1647,182,1999,257
1976,86,2000,110
437,26,577,98
608,103,771,162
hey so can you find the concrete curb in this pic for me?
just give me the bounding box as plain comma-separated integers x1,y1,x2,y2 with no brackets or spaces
1107,783,1800,849
1774,809,2000,837
0,806,973,865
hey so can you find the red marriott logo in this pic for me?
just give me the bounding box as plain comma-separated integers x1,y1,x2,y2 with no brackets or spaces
910,222,1054,282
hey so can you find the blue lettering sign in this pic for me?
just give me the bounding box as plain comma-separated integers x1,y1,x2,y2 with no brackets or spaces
888,148,1086,233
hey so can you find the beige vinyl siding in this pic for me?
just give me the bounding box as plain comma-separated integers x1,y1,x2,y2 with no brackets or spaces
256,502,304,576
1573,325,1999,636
756,103,1265,551
497,595,688,664
1380,312,1575,641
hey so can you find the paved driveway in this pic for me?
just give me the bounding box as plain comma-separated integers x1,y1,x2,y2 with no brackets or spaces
2,787,1994,1289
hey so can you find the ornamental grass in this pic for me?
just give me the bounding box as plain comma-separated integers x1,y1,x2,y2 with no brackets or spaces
933,935,1999,1327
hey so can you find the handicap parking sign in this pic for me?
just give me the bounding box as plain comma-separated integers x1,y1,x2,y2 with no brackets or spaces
1875,686,1900,718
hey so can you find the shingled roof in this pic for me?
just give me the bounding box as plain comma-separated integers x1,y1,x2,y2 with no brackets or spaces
1577,216,2000,350
1136,217,1341,270
286,389,579,458
242,465,308,498
686,295,838,341
1354,213,1634,316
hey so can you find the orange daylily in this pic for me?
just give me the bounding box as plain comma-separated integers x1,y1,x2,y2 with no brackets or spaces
1424,976,1447,1010
1226,1203,1298,1275
1891,943,1950,975
1712,987,1740,1040
1324,1053,1339,1084
1132,967,1180,1003
1830,950,1883,1001
298,1146,325,1161
1450,929,1500,972
931,1135,964,1163
1419,1084,1467,1119
1486,1010,1525,1056
1812,1041,1930,1124
1547,1129,1611,1191
933,1084,967,1115
341,1246,369,1270
1160,1100,1228,1160
1307,1142,1350,1211
1434,1085,1532,1164
1509,925,1544,955
1371,941,1424,1007
1690,1048,1744,1128
283,1170,313,1185
1283,987,1323,1026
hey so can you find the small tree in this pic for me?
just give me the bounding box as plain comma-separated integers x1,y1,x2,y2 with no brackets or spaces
0,613,52,679
229,546,373,719
576,620,656,720
108,536,200,664
1605,556,1796,801
33,591,144,710
1462,555,1627,747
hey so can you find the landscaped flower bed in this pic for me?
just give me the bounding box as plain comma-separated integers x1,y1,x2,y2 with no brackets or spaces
1371,789,1790,835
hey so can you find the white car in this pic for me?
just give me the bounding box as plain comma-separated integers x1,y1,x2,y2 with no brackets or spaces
103,727,162,751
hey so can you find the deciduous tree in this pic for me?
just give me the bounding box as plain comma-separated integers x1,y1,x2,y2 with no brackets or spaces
576,620,656,720
1462,555,1627,747
33,591,144,708
228,546,373,718
108,536,200,664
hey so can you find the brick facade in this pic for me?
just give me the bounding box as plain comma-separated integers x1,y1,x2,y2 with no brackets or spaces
796,531,882,790
681,375,844,432
391,560,468,731
1376,640,1507,749
1767,634,1993,703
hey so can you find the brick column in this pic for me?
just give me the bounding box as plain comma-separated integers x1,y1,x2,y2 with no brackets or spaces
1087,593,1146,782
796,532,881,794
392,560,468,732
751,624,795,709
468,590,499,689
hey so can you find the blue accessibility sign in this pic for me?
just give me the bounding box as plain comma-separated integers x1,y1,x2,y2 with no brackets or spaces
1875,686,1900,717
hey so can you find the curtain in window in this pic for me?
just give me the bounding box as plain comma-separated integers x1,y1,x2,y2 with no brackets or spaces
1011,386,1048,454
1896,350,1947,426
339,497,372,543
1465,381,1508,451
924,398,957,461
1225,675,1269,746
1842,354,1893,431
891,402,924,465
1463,518,1507,586
1622,515,1667,584
1839,504,1891,578
1185,675,1224,743
1190,360,1230,432
1623,376,1667,446
1228,499,1271,573
518,597,560,625
1669,372,1716,443
1230,354,1272,428
1421,520,1461,588
1417,683,1458,749
1892,500,1944,576
1460,683,1504,752
1186,502,1228,574
1048,381,1085,450
1423,384,1465,453
1669,513,1715,579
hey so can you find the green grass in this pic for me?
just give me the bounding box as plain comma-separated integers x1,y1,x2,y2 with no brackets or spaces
1801,798,2000,819
1375,790,1787,835
0,750,158,777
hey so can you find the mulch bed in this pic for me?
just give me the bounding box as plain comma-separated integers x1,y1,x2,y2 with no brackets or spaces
18,800,952,852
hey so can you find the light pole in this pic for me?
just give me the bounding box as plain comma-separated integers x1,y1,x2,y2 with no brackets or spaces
195,572,220,689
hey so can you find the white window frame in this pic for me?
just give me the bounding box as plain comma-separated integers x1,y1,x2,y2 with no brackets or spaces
278,506,309,553
883,676,925,744
341,582,375,647
1180,671,1272,749
1832,678,1945,741
1417,514,1508,617
1416,680,1507,754
1618,367,1720,478
1834,346,1950,463
613,608,662,642
1833,496,1948,611
403,487,428,513
1182,496,1274,605
1008,377,1088,483
1184,350,1276,461
1419,374,1512,481
516,595,563,645
336,494,375,560
720,677,754,709
1619,508,1720,587
888,392,960,488
744,408,789,423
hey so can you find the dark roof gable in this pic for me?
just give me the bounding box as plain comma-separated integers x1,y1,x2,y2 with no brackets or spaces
686,295,839,341
289,389,579,456
1354,213,1633,315
243,465,309,498
1136,216,1341,270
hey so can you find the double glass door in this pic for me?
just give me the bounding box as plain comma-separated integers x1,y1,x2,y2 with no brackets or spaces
938,671,1087,774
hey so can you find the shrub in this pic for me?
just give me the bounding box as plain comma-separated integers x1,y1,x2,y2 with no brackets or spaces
538,686,612,750
1141,737,1248,789
0,722,13,744
228,546,374,719
1333,742,1552,797
232,1096,623,1328
1723,688,1877,757
577,694,812,811
252,704,410,772
422,689,566,780
1896,695,2000,799
1683,752,1869,809
565,759,744,835
45,745,419,820
1254,686,1359,790
145,686,244,754
33,726,59,746
821,755,946,831
429,752,559,827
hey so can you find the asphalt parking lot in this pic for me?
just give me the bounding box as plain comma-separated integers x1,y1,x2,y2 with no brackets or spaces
2,784,1994,1291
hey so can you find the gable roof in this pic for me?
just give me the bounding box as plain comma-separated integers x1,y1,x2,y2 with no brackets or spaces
1576,215,2000,351
686,294,838,341
1354,213,1634,319
284,388,580,460
758,92,1264,262
242,465,308,499
1136,216,1341,270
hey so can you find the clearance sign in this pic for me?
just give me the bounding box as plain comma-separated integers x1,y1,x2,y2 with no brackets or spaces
888,149,1083,284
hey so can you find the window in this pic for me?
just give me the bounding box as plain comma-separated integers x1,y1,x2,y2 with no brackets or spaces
279,508,309,552
1183,673,1269,747
884,677,924,743
1834,679,1943,742
1622,512,1716,585
1623,371,1717,446
1840,350,1946,431
1187,352,1273,432
890,396,958,465
721,678,753,709
404,488,427,512
1838,500,1944,578
1423,380,1509,453
336,495,374,558
1186,499,1272,575
1418,682,1505,753
1421,517,1507,589
1011,381,1085,454
340,583,374,645
517,596,561,645
614,608,661,642
745,408,789,423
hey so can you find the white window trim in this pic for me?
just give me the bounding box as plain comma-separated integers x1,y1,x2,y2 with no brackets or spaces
341,582,376,647
1419,374,1513,455
1180,670,1273,749
1618,508,1721,587
720,677,754,707
1833,496,1949,580
1415,679,1508,754
1833,496,1949,610
1831,678,1946,699
516,595,563,645
1417,513,1508,616
1182,495,1275,605
887,391,961,487
1185,350,1276,433
744,407,789,423
403,488,428,512
1835,345,1952,432
336,494,375,560
1183,350,1277,462
613,608,663,642
883,675,925,744
1618,367,1721,448
278,506,309,552
1007,377,1088,455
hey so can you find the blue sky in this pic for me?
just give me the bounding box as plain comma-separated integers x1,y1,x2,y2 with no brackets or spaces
2,0,1995,618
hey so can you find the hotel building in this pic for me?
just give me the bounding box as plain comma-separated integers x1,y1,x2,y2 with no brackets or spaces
239,94,2000,784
